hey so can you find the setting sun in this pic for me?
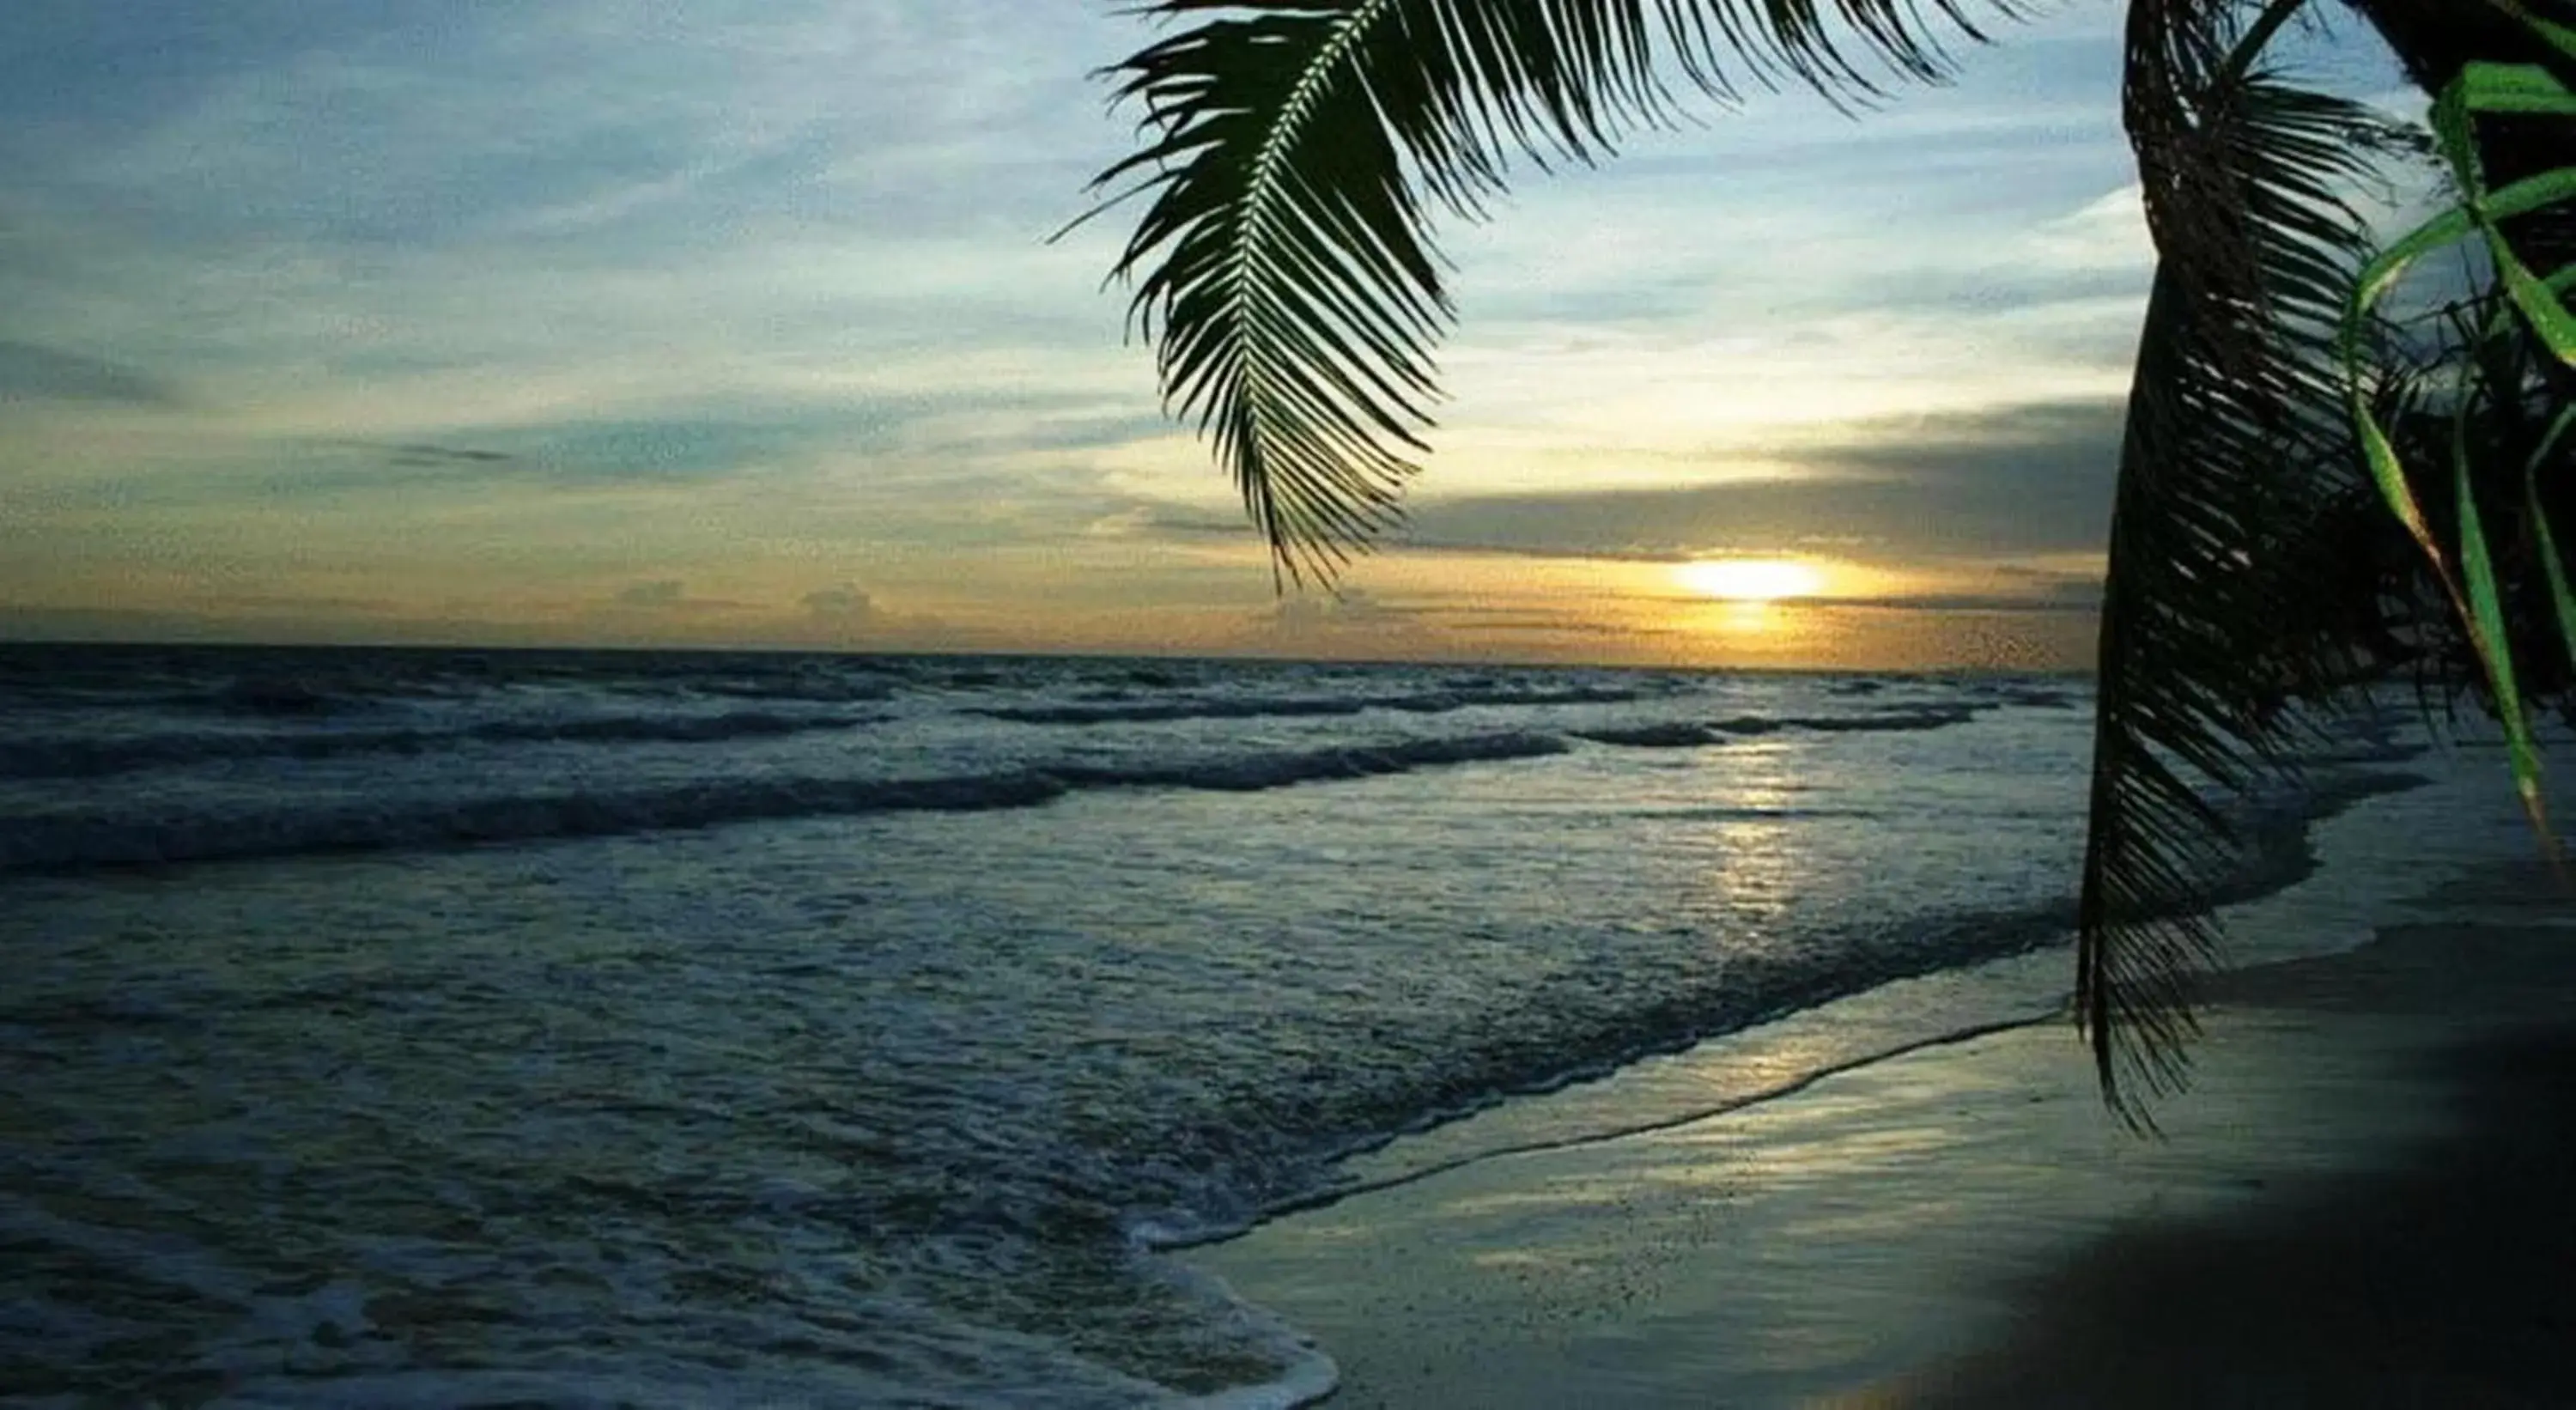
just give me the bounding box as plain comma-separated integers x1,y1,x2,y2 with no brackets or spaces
1674,558,1826,602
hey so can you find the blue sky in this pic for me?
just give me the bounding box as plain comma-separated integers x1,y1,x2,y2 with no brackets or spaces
0,2,2417,665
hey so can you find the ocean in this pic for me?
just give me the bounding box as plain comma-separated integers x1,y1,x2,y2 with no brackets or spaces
0,642,2541,1407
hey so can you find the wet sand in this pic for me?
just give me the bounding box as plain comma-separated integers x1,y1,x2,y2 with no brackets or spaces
1194,889,2576,1407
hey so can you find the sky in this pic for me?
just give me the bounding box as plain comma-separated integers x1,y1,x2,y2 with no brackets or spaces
0,1,2417,668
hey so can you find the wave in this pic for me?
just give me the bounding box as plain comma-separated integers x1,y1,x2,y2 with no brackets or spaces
2196,766,2428,909
0,732,1570,873
208,676,349,715
0,709,882,781
981,692,1980,741
1789,706,1985,732
1570,722,1723,749
1709,706,1985,736
1624,805,1885,821
983,697,1369,726
1160,754,2434,1273
1245,1012,2062,1231
684,677,898,704
975,685,1637,727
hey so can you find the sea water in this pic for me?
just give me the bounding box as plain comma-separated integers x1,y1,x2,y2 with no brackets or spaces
0,642,2524,1406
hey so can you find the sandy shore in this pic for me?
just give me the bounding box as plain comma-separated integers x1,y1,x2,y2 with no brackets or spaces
1193,869,2576,1407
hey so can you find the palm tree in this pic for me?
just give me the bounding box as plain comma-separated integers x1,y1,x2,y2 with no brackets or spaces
1080,0,2576,1122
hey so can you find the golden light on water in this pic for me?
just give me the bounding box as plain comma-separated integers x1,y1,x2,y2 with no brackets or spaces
1674,558,1826,602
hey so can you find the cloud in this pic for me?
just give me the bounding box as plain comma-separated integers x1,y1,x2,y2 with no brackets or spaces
613,579,689,608
800,583,877,623
1258,586,1443,656
1268,587,1392,631
1789,397,2128,482
1386,396,2126,564
342,439,518,468
384,443,513,466
0,340,179,405
0,0,2183,663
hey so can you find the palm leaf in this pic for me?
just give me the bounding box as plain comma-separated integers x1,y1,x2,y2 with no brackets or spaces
1083,0,2561,1129
2077,2,2421,1122
2340,52,2576,833
1085,0,2017,583
2529,403,2576,671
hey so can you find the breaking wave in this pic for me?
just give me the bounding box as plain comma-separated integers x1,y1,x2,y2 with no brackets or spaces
0,709,883,781
0,732,1571,872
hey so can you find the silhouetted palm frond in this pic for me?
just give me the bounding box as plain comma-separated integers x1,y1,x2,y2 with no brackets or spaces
1084,0,2018,583
2078,3,2431,1121
1086,0,2576,1127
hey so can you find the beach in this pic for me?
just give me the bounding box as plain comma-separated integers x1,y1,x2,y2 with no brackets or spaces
1193,863,2576,1407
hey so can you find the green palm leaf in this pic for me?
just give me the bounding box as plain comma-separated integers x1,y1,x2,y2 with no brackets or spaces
1084,0,2015,582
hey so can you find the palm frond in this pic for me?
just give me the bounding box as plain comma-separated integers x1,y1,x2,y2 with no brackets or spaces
1087,0,2019,583
2079,4,2423,1122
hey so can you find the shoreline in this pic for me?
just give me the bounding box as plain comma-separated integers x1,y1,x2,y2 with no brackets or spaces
1189,881,2576,1408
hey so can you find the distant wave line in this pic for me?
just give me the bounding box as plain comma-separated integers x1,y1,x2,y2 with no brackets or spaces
0,699,2106,869
0,731,1576,873
972,684,1642,726
0,708,886,781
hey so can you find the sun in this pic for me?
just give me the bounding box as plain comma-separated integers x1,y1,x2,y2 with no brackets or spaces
1674,558,1826,602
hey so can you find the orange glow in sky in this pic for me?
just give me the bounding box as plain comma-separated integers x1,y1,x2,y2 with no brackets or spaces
1673,559,1828,603
0,3,2144,671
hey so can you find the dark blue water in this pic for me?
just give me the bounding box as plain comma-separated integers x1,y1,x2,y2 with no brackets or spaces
0,644,2433,1406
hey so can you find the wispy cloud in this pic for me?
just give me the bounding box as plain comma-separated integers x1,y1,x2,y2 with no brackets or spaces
1270,396,2136,567
0,1,2419,663
0,341,181,406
